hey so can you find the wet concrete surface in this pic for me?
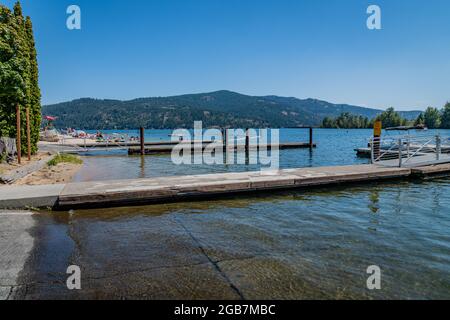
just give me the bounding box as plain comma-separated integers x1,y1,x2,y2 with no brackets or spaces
0,211,35,300
3,181,450,300
11,206,246,300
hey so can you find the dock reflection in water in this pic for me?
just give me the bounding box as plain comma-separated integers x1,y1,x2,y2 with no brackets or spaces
72,129,374,182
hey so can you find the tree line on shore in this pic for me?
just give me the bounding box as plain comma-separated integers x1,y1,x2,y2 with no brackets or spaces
0,1,41,156
322,103,450,129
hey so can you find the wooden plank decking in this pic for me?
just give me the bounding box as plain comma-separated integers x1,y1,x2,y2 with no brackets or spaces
128,142,316,155
2,163,450,210
56,165,410,209
411,162,450,179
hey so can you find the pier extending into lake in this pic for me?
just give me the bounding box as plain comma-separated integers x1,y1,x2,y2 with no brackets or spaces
46,127,317,155
2,163,450,210
127,141,316,155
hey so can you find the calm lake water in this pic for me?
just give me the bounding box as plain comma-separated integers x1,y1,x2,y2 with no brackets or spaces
29,129,450,299
75,128,373,181
75,128,450,181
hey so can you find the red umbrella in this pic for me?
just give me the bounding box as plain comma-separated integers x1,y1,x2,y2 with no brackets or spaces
44,116,57,121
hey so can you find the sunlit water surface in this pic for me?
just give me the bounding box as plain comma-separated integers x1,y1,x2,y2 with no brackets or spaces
32,129,449,299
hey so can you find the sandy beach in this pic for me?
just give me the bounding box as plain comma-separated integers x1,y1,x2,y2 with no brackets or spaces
14,162,82,185
0,152,83,186
0,153,52,176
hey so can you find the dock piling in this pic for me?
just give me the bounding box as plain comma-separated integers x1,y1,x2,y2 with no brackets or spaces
223,128,229,151
245,128,250,163
245,128,250,151
245,128,250,158
221,128,225,145
140,127,145,155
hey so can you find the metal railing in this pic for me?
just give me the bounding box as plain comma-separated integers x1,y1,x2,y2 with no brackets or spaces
370,134,449,167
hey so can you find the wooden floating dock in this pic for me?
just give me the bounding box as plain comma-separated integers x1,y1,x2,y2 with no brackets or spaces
128,142,316,155
61,140,207,148
2,163,450,210
56,165,412,209
57,127,317,155
411,163,450,179
58,165,411,209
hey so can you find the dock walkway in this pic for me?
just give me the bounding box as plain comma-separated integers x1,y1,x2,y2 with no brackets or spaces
39,141,316,155
3,163,449,210
128,141,316,155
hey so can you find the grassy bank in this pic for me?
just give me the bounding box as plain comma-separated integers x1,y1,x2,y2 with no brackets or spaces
48,154,83,167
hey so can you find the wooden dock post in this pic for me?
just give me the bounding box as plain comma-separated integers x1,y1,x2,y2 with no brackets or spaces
222,128,228,151
26,107,31,161
309,127,313,149
245,128,250,151
245,128,250,165
140,127,145,155
16,104,21,164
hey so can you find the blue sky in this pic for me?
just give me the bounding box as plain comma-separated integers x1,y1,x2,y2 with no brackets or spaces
2,0,450,110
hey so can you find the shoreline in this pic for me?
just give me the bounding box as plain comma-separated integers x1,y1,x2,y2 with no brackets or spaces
14,161,83,186
1,151,83,186
0,153,55,185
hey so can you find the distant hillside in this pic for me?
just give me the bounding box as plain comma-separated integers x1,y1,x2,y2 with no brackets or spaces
42,90,421,129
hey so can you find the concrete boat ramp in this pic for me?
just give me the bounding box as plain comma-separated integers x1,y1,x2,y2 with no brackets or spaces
2,163,449,210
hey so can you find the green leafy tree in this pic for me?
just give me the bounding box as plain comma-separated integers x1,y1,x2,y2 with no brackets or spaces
322,116,336,128
321,108,414,129
0,1,41,155
13,1,22,19
321,112,371,129
376,107,405,128
414,113,424,126
423,106,441,129
25,16,41,152
440,102,450,129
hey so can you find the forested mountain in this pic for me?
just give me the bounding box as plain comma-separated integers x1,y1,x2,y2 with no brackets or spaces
42,90,421,129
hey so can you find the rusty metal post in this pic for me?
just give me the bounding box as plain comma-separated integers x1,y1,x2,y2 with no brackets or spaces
26,107,31,161
16,104,21,164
